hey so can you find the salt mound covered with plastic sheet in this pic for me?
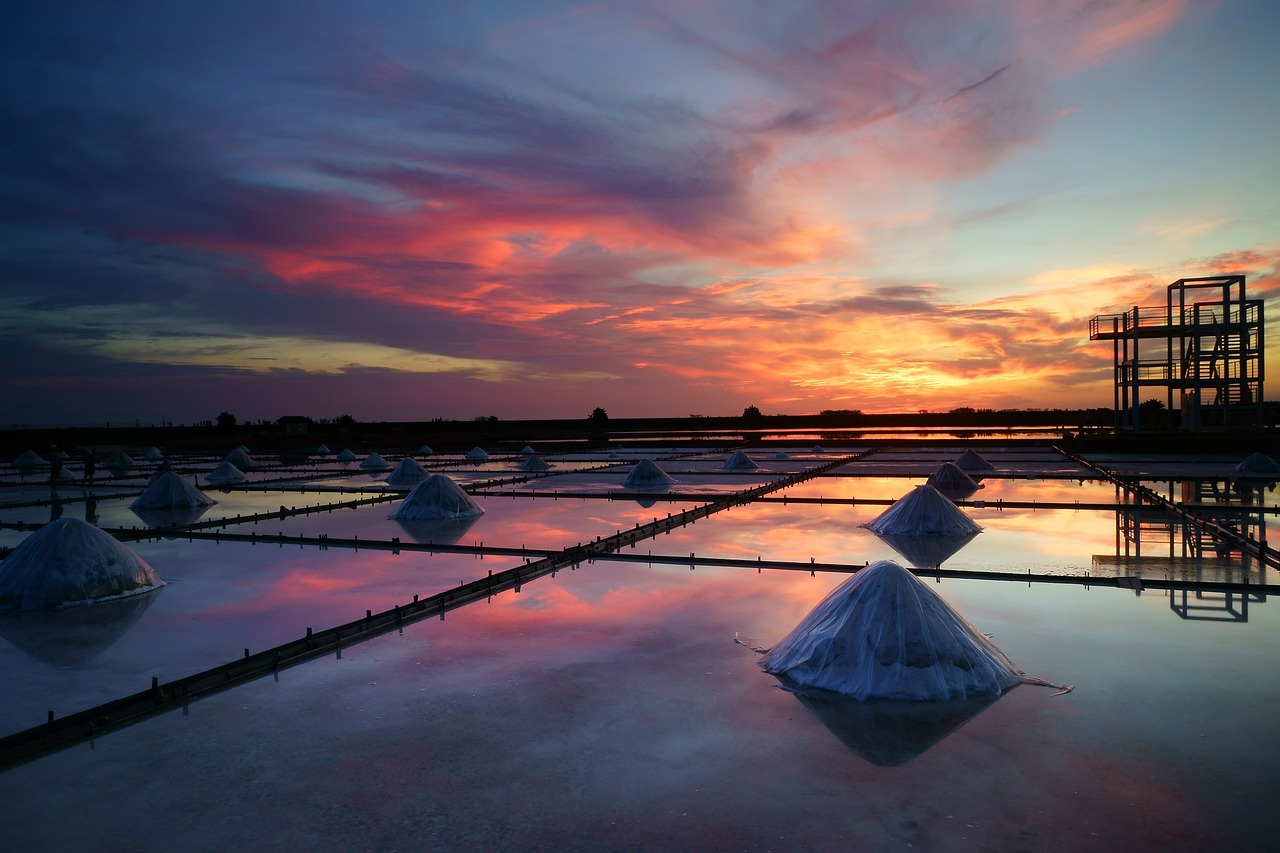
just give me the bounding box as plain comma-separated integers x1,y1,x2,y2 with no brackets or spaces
926,462,981,499
1235,452,1280,477
385,457,428,486
758,560,1023,701
0,518,165,610
205,461,246,485
722,450,762,471
131,471,216,510
519,454,551,472
223,447,254,469
954,449,994,473
622,458,676,489
336,448,356,463
359,452,392,472
391,474,485,520
465,446,490,462
862,485,982,537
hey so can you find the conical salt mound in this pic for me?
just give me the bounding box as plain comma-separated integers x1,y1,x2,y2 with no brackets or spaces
359,452,392,472
205,461,246,486
142,447,164,461
55,467,77,484
862,485,982,537
622,458,676,488
522,445,536,455
12,450,46,469
926,463,980,499
104,451,134,469
131,472,216,510
465,446,489,462
759,561,1023,701
336,448,356,463
1235,452,1280,476
811,445,825,453
0,518,165,610
722,450,762,471
391,474,485,521
520,454,552,472
773,452,791,460
316,444,332,456
224,447,254,469
954,449,995,473
385,456,428,487
418,444,434,455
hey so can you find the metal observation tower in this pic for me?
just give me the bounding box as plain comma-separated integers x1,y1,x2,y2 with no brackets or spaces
1089,275,1264,431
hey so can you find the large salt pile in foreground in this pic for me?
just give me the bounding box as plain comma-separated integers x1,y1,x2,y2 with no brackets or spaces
391,474,485,521
758,560,1023,701
0,518,165,610
131,471,216,510
622,458,676,489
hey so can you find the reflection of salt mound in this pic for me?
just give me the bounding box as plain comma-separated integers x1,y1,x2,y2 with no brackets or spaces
336,448,356,463
759,560,1023,701
723,450,762,471
520,454,552,472
787,688,1001,766
132,504,211,529
926,463,981,499
385,457,429,487
142,447,164,461
862,485,982,537
622,458,676,488
205,461,246,485
954,449,995,473
131,471,216,510
465,446,490,462
1235,452,1280,477
359,452,392,472
395,515,479,546
874,530,978,570
0,591,161,666
224,447,254,469
391,474,485,520
0,518,165,610
316,444,332,456
12,450,45,469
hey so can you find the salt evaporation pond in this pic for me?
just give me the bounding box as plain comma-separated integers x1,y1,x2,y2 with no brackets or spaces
0,443,1276,851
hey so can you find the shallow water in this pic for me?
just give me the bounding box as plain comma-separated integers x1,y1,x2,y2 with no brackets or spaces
1,443,1276,850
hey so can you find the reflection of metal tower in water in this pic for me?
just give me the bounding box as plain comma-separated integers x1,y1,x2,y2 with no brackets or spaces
1089,275,1264,431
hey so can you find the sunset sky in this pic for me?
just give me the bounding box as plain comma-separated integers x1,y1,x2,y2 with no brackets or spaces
2,0,1277,426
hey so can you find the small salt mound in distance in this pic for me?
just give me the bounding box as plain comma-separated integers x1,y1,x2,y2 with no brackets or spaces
759,560,1023,701
465,446,490,462
520,454,551,472
336,448,356,463
104,451,134,469
622,458,676,488
316,444,332,456
926,462,980,499
811,445,825,453
722,450,762,471
391,474,485,520
131,471,216,510
862,485,982,537
224,447,254,469
205,461,246,485
12,450,46,469
142,447,164,461
521,445,536,455
773,452,791,460
0,518,165,610
1235,452,1280,477
359,452,392,472
418,444,434,455
385,457,429,487
954,449,995,473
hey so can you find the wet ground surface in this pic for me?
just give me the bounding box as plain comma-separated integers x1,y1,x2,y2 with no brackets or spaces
1,442,1277,851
